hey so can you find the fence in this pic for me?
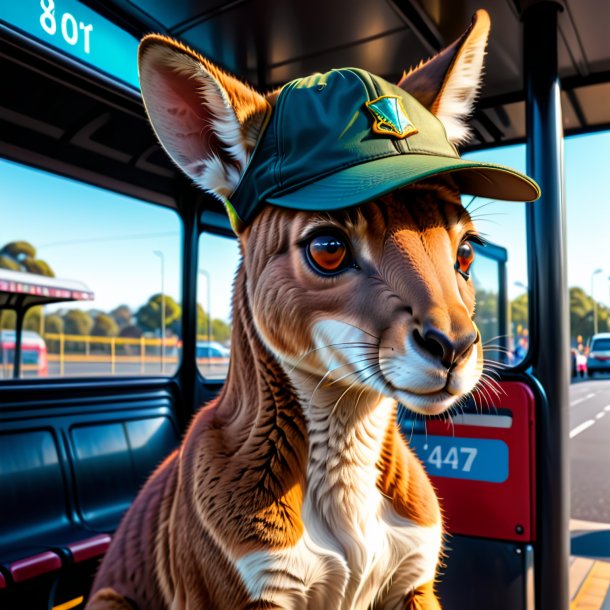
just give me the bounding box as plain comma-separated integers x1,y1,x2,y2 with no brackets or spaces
0,333,230,379
44,333,182,375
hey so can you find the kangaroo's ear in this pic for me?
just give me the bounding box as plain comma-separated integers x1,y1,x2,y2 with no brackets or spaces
138,35,270,201
398,9,490,145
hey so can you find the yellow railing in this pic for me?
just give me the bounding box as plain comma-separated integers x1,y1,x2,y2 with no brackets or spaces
1,333,229,377
43,333,182,375
39,333,225,375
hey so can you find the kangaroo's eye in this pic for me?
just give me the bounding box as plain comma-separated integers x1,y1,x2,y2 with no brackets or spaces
307,234,351,275
455,242,475,279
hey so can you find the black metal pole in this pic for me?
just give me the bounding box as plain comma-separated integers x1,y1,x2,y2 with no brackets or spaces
523,2,569,609
498,252,508,362
176,181,202,430
13,307,24,379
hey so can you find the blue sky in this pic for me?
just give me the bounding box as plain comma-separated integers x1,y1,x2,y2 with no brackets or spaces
0,158,240,321
1,130,609,323
464,131,610,306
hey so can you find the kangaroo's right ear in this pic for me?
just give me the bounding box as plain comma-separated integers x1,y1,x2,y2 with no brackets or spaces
138,35,271,203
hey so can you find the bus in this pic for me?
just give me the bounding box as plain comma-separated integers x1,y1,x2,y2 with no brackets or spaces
1,1,609,609
0,330,48,378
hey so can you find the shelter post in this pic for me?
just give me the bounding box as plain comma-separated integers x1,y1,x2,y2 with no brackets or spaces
522,1,570,609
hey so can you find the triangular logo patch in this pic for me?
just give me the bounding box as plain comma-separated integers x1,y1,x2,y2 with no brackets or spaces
365,95,418,139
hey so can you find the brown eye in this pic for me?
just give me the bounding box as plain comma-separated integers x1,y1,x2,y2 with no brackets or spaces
456,242,475,278
307,234,350,274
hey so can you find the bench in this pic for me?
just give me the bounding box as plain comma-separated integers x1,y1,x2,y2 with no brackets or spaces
0,387,179,609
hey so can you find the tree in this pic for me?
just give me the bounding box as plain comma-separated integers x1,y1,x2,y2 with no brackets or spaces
44,314,64,335
0,241,55,277
111,305,133,329
0,255,20,272
3,241,35,259
567,286,609,344
211,318,231,343
473,288,499,344
137,294,181,333
196,303,210,337
43,315,64,354
23,307,43,333
91,314,119,337
22,258,54,277
510,293,528,334
0,310,16,330
119,325,142,339
63,310,93,336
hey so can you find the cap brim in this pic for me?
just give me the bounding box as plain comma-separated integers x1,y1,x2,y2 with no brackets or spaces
265,154,540,210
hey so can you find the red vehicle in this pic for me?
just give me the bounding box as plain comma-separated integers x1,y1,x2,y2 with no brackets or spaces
0,330,48,378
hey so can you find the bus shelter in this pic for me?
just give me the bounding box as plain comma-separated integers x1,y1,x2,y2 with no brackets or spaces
1,1,610,609
0,268,94,378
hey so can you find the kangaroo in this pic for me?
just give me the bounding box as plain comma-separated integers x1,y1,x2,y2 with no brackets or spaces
87,9,539,610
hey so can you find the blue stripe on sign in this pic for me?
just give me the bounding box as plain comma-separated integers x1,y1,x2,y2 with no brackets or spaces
0,0,139,89
409,435,509,483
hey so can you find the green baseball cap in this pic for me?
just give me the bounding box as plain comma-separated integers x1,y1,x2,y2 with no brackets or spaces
229,68,540,224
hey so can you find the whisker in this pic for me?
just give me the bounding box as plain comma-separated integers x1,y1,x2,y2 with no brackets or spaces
308,355,378,407
480,374,503,398
327,359,379,386
339,321,381,341
465,198,499,215
482,334,510,345
288,341,379,372
475,379,495,408
330,376,365,417
408,414,418,444
462,195,479,212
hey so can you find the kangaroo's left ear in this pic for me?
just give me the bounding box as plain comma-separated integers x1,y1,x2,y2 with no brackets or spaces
398,9,490,145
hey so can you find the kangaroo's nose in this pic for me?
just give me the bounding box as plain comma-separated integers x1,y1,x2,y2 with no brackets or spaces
413,323,478,369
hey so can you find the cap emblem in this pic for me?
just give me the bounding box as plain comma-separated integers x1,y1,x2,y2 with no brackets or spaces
365,95,418,139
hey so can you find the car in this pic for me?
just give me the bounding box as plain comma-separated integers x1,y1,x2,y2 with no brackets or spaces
195,341,230,360
586,333,610,377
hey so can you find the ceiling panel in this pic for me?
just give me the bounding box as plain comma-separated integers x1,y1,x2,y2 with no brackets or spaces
565,0,610,74
180,0,413,85
124,0,229,31
574,83,610,126
560,90,582,131
268,29,426,88
75,0,610,146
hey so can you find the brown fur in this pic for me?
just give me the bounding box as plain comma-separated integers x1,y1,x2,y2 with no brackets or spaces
89,190,480,609
89,13,494,609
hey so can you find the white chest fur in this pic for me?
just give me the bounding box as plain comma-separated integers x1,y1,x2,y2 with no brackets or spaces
234,396,442,610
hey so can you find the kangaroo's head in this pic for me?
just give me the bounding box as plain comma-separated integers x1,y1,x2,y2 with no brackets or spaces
139,10,538,416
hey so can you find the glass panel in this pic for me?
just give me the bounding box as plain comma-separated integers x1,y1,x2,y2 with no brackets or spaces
462,145,529,366
564,130,610,527
0,158,182,379
591,339,610,351
197,232,240,380
471,250,503,364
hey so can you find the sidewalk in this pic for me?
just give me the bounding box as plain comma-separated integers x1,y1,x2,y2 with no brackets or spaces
571,519,610,609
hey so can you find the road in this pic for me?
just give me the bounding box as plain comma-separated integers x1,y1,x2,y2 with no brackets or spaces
570,377,610,524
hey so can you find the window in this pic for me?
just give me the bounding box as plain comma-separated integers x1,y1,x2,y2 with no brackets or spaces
470,244,507,364
197,231,240,380
591,338,610,351
462,145,529,366
0,158,182,379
